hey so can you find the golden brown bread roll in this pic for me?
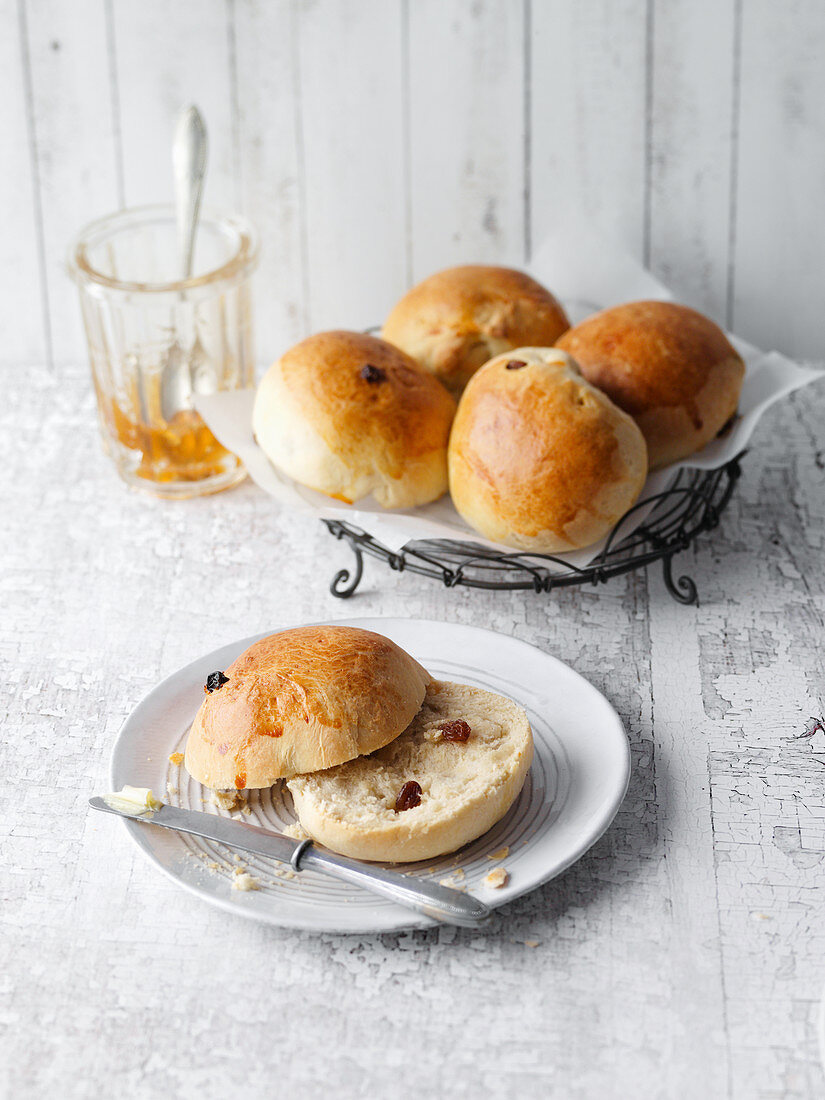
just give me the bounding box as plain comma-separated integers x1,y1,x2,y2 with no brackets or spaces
448,348,648,553
555,300,745,469
382,265,570,396
184,626,430,790
252,331,456,508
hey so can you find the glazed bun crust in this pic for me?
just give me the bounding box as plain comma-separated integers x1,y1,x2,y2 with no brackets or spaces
252,331,456,508
448,348,648,553
184,626,430,790
555,300,745,469
382,265,570,396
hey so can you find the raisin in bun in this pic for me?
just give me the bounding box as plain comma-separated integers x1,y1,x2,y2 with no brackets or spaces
382,265,570,397
448,347,648,553
555,300,745,469
252,331,456,508
184,626,430,790
287,680,533,862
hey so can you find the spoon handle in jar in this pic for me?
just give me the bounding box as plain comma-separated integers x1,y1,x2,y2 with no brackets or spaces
172,105,208,281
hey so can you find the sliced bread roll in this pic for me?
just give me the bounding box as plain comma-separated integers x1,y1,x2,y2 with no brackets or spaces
286,680,533,862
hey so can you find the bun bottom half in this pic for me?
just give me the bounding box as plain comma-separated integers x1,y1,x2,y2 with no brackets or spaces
286,680,533,862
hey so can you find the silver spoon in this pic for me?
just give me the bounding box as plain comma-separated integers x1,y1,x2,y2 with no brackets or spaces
160,105,212,420
174,104,207,281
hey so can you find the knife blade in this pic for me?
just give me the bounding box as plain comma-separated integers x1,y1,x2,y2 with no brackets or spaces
89,797,491,928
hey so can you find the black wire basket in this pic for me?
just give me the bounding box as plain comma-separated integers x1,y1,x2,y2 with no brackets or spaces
322,454,744,605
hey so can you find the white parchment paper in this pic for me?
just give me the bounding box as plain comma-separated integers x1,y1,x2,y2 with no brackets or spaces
196,229,823,569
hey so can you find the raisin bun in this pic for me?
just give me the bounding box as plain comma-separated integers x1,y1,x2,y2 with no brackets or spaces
184,626,430,790
382,265,570,397
286,680,533,862
252,331,456,508
448,347,648,553
556,300,745,469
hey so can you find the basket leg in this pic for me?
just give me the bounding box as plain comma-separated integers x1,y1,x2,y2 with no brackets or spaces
330,544,364,598
661,553,698,606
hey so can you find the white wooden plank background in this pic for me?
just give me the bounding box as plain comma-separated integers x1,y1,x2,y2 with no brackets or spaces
113,0,237,211
408,0,526,276
5,0,824,368
23,0,120,365
298,0,408,333
234,0,306,354
1,0,47,365
530,0,649,264
732,0,825,357
648,0,737,325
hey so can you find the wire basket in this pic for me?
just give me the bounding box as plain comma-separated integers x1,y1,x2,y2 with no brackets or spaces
322,455,744,605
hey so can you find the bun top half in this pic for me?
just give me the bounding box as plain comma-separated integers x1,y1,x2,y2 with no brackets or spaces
556,300,745,469
382,265,570,396
184,625,430,790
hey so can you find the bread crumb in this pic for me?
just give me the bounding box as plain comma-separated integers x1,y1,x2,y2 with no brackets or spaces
233,854,243,862
523,939,540,948
487,846,510,861
484,867,510,889
283,822,310,841
439,877,466,891
231,872,259,892
166,783,179,797
192,852,222,871
168,752,185,766
212,790,247,813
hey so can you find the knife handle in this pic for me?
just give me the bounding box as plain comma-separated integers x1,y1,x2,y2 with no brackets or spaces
296,843,491,928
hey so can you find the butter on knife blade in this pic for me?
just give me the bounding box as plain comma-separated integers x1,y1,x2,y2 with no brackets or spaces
103,786,163,816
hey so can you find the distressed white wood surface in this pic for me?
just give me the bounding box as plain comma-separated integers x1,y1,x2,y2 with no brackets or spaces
113,0,237,211
530,0,649,262
4,1,825,368
22,0,120,365
234,0,306,357
2,363,824,1099
732,0,825,358
0,0,46,365
407,0,526,276
648,0,737,325
298,0,407,333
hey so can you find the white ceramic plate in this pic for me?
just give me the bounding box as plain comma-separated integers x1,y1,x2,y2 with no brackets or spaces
109,618,630,933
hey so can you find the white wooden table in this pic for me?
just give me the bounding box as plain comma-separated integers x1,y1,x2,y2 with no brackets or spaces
3,362,824,1099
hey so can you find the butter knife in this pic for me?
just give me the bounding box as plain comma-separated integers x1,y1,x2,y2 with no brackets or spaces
89,797,491,928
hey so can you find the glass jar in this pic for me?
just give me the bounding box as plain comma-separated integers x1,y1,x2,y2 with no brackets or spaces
68,205,258,498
